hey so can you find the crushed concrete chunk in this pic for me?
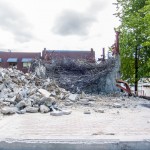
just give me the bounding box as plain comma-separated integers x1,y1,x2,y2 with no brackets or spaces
50,111,64,116
64,101,73,106
17,109,26,114
16,100,27,108
68,94,78,102
94,108,105,113
78,99,89,105
25,106,39,113
84,109,91,114
1,106,17,115
113,103,122,108
40,105,50,113
61,109,72,115
38,89,51,98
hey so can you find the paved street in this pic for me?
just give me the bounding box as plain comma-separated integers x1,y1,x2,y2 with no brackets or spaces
0,107,150,142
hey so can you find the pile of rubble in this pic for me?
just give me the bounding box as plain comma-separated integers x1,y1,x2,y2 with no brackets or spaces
1,68,148,116
1,67,116,116
31,57,119,94
0,68,75,115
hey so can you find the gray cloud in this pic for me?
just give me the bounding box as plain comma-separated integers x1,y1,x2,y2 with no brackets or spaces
52,0,108,36
88,0,108,14
0,1,33,42
52,10,96,36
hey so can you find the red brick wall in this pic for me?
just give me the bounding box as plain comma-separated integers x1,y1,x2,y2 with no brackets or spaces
42,50,95,63
0,52,41,73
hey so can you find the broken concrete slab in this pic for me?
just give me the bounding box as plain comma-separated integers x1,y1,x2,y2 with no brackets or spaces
38,89,51,98
1,106,17,115
94,108,105,113
40,105,50,113
68,94,78,102
64,101,73,106
84,109,91,114
50,111,64,116
25,106,39,113
113,103,122,108
62,109,72,115
16,100,28,109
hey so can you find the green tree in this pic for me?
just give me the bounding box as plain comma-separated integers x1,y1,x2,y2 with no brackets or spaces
114,0,150,92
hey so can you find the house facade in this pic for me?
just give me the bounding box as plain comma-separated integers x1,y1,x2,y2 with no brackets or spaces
0,51,41,73
42,48,95,63
0,48,95,73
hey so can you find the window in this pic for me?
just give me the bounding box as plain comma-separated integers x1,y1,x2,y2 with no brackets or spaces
23,62,31,68
9,62,17,67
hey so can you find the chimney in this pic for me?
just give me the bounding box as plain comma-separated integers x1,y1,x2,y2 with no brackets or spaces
91,48,94,53
115,31,120,55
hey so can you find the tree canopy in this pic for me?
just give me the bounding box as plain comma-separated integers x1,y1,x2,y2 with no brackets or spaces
114,0,150,84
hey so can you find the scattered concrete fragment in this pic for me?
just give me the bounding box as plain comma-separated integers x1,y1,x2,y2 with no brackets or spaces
68,94,78,102
80,91,86,99
78,99,89,105
40,105,50,113
0,67,150,119
84,109,91,114
94,108,105,113
1,106,17,115
16,100,27,109
50,111,64,116
25,106,39,113
17,109,26,114
61,109,72,115
113,103,122,108
38,89,51,98
59,93,65,100
64,101,73,106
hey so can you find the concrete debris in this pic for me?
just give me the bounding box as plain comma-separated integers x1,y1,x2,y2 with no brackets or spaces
68,94,78,102
61,109,72,115
94,108,105,113
40,105,50,113
38,89,51,98
50,106,63,116
50,110,63,116
64,101,73,106
77,99,90,105
0,67,150,118
16,100,27,108
17,109,26,114
1,106,17,115
25,106,39,113
113,103,122,108
30,58,120,94
84,109,91,114
0,68,75,115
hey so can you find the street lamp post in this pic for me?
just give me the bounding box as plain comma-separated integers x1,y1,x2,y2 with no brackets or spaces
135,45,142,95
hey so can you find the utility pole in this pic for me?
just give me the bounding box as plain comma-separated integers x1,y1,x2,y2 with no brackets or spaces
98,48,105,62
135,46,138,95
135,45,142,95
102,48,105,61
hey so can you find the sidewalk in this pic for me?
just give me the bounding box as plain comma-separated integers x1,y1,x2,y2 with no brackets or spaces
0,106,150,149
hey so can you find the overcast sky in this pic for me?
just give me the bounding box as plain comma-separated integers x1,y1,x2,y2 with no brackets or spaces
0,0,119,58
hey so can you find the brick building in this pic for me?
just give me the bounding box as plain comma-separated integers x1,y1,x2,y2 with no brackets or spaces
0,51,41,73
42,48,95,63
0,48,95,73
